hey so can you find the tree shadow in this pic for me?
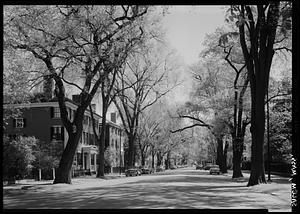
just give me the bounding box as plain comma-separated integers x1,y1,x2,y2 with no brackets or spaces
3,172,290,210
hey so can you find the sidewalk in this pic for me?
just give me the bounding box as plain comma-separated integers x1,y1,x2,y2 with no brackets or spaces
3,173,126,192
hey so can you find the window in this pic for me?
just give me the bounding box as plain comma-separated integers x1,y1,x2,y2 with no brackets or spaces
90,133,95,145
73,154,77,165
51,126,64,141
91,154,95,166
54,107,60,118
14,118,26,128
77,152,82,165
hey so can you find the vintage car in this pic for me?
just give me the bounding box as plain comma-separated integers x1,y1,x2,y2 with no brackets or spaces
209,165,221,175
141,167,154,174
204,164,214,170
196,164,203,170
156,166,165,172
125,168,139,177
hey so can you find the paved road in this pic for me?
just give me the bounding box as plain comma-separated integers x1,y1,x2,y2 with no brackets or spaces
3,167,291,210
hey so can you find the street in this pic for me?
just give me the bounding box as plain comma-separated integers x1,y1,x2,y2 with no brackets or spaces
3,167,291,211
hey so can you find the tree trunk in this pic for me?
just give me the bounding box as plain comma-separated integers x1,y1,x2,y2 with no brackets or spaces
223,140,229,173
232,138,244,178
216,135,227,173
165,151,170,169
97,106,107,177
141,151,145,167
53,131,82,184
151,147,155,168
133,144,137,166
237,3,280,186
128,134,135,168
157,151,162,166
247,91,266,186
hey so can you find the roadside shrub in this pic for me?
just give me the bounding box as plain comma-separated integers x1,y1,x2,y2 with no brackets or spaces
265,161,291,174
104,147,116,167
31,139,60,180
3,136,36,184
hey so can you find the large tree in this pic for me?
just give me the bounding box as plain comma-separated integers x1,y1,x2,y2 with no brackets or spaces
171,56,234,173
136,108,162,167
228,3,291,186
3,48,33,127
88,28,145,177
4,5,148,184
113,43,177,168
202,27,252,178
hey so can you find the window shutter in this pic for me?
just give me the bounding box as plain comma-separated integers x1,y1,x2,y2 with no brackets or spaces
13,118,16,128
61,127,64,141
50,127,54,140
23,118,26,128
50,107,54,118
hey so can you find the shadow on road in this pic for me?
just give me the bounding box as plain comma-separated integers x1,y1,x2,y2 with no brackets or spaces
3,170,291,210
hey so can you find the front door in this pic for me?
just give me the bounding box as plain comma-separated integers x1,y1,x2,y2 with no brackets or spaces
84,153,87,170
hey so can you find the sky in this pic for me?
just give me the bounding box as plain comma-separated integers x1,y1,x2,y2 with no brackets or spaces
161,6,291,105
162,6,226,65
161,6,226,105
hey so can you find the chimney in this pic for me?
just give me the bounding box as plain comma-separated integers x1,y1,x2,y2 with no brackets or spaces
111,112,116,123
72,94,81,104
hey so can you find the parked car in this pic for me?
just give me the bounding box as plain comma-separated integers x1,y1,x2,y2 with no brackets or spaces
156,166,165,172
141,167,153,174
204,164,213,170
125,168,139,177
170,165,177,170
209,165,220,175
136,168,142,176
196,164,203,170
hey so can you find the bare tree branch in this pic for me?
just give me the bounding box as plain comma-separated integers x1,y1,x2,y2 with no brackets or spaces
170,123,211,134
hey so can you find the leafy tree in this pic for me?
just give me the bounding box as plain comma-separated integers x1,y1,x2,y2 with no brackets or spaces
136,108,162,167
3,49,32,129
3,136,36,184
113,42,177,168
172,55,234,173
267,77,292,163
31,137,60,179
206,27,251,178
210,116,230,173
4,5,148,184
226,3,292,186
104,147,117,168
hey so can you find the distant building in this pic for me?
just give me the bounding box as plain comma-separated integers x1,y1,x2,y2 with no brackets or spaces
3,97,125,176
